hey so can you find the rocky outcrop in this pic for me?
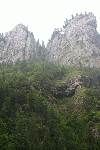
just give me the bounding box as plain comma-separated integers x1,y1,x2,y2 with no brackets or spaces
52,75,83,98
0,24,37,63
46,12,100,67
91,128,100,138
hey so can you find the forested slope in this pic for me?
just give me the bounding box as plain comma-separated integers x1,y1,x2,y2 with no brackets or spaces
1,59,100,149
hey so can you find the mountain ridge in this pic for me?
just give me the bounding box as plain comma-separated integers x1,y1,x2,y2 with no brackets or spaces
0,12,100,67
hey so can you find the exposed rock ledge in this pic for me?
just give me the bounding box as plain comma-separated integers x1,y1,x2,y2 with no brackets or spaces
91,128,100,138
52,75,83,98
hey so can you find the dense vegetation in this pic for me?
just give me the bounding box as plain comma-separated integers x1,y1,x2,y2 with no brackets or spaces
1,59,100,149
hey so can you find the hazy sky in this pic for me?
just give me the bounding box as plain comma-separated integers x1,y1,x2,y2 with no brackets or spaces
0,0,100,45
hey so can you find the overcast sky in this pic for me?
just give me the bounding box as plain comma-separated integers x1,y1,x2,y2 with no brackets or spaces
0,0,100,45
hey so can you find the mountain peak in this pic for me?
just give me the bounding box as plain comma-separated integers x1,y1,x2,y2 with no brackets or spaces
13,23,27,29
0,12,100,67
8,23,28,36
46,12,100,67
0,23,37,64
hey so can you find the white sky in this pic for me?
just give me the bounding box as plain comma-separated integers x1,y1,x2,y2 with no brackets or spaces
0,0,100,45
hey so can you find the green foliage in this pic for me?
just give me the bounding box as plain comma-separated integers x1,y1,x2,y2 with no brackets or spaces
1,60,100,149
82,66,100,88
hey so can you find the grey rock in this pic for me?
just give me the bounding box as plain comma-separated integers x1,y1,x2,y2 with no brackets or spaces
0,24,37,63
0,12,100,68
52,75,83,98
91,128,100,138
46,12,100,67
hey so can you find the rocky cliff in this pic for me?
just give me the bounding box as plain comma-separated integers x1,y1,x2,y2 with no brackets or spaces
0,12,100,67
46,12,100,67
0,24,38,64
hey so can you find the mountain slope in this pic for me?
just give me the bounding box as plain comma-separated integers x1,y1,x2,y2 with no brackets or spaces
1,12,100,149
1,60,100,149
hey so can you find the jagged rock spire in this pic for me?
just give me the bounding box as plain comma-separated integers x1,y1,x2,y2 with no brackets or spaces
0,23,37,63
46,12,100,67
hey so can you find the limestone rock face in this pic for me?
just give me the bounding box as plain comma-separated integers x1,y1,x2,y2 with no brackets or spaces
0,24,37,63
52,75,83,98
0,12,100,67
46,12,100,67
